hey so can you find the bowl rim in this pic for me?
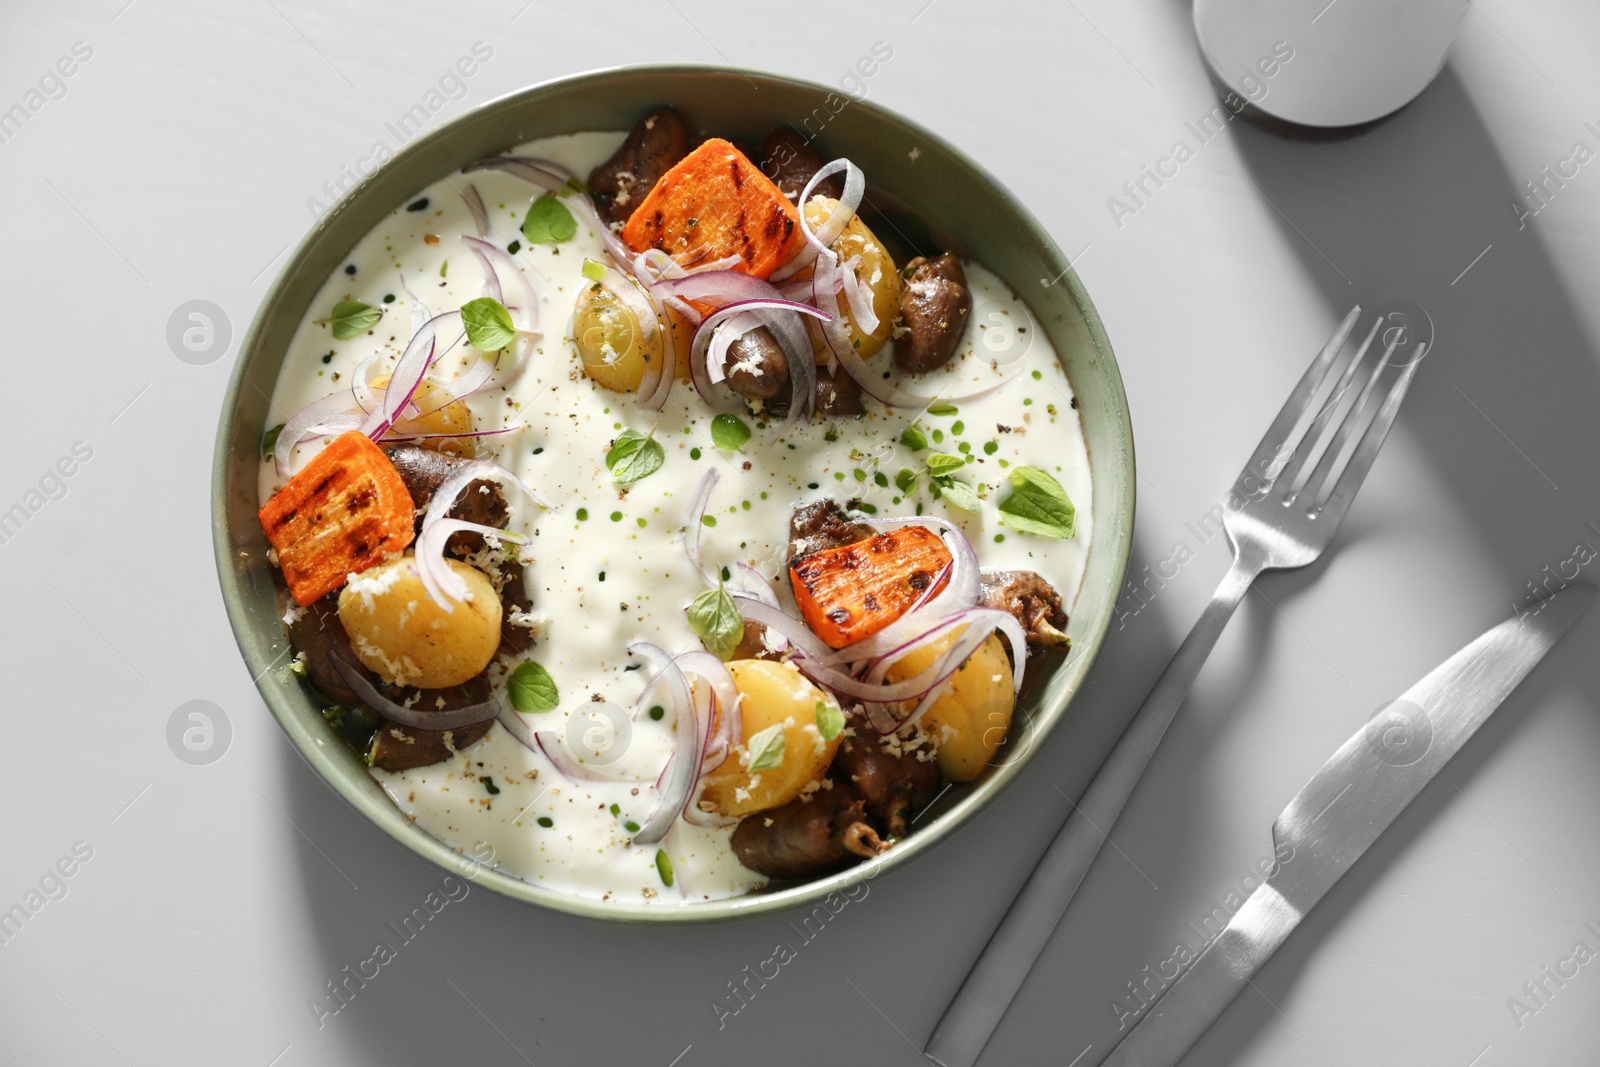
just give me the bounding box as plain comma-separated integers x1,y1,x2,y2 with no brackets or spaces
212,62,1135,924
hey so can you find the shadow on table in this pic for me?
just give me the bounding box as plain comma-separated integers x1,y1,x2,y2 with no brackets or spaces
1168,60,1600,1067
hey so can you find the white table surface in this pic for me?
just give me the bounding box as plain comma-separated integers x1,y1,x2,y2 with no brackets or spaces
2,2,1597,1064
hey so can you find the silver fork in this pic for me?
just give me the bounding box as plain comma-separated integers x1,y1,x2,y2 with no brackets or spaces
924,301,1429,1067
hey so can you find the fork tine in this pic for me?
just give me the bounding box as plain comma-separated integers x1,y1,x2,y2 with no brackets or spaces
1318,345,1424,522
1230,305,1362,502
1271,312,1382,496
1294,329,1401,506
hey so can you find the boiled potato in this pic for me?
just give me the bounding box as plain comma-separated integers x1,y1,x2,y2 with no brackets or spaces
337,556,501,689
700,659,843,817
372,374,475,458
801,197,902,360
572,278,670,393
886,630,1013,782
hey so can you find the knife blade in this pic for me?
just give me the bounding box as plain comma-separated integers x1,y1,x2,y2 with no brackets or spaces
1100,582,1594,1067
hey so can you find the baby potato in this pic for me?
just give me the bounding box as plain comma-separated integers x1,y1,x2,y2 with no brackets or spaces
573,278,669,393
886,630,1014,782
337,556,501,689
372,374,475,458
700,659,843,817
801,197,902,360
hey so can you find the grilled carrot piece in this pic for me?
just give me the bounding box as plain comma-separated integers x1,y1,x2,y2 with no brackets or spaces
258,431,415,605
621,138,803,279
789,526,953,649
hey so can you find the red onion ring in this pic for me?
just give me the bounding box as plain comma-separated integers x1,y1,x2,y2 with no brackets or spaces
628,643,700,845
731,595,833,662
684,468,719,585
329,647,499,731
529,729,651,783
771,159,865,283
274,393,364,476
421,458,545,533
461,235,540,335
461,183,490,238
414,519,526,612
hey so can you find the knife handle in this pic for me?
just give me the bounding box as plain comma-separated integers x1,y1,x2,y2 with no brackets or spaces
925,555,1262,1067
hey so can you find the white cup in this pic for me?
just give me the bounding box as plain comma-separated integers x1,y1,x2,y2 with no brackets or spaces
1193,0,1470,128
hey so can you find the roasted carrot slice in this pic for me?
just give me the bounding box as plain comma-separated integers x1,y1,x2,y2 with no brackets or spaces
789,526,953,649
622,137,803,279
258,431,415,605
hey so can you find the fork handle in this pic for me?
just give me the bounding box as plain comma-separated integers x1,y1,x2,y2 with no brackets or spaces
924,554,1263,1067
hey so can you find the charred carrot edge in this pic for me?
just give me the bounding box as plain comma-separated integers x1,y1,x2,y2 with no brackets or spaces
257,431,415,606
789,526,954,650
622,138,804,279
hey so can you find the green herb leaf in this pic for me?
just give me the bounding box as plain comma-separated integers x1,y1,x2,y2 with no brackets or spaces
927,402,958,416
606,429,665,485
507,661,559,713
900,424,928,451
581,258,607,281
523,194,577,244
316,300,381,340
710,413,752,453
926,452,966,478
262,423,285,461
744,722,787,771
895,467,918,495
460,296,517,353
814,701,845,742
687,583,743,660
482,776,500,795
654,848,674,887
998,465,1076,539
936,476,981,512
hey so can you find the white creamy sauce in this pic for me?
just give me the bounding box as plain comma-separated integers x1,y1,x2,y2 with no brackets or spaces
260,131,1094,906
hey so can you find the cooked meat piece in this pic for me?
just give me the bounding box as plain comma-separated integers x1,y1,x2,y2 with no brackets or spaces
894,252,971,374
384,444,509,558
731,782,886,880
980,569,1070,649
286,586,503,770
813,365,863,417
758,129,844,203
496,562,536,660
833,721,941,838
288,593,361,704
730,619,779,661
723,326,790,403
788,499,875,562
368,719,494,772
588,107,690,226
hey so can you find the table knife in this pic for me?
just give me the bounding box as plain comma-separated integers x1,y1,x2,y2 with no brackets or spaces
1099,581,1594,1067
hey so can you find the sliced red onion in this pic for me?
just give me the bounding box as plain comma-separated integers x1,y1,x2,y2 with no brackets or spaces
358,311,458,441
819,558,953,669
421,458,545,533
730,562,779,608
400,276,432,335
684,468,719,585
691,298,828,429
274,392,364,476
731,595,833,662
660,270,795,307
871,610,1028,735
382,425,524,444
414,519,527,611
673,650,741,753
350,353,384,415
872,516,980,612
530,730,652,783
461,235,539,335
462,155,569,192
628,643,700,845
461,183,490,238
772,159,865,283
329,647,498,731
406,354,495,416
837,252,881,335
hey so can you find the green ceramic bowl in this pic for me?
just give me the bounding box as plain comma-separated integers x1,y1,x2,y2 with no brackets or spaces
213,65,1134,923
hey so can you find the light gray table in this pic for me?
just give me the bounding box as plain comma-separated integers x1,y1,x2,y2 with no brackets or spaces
2,2,1597,1064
